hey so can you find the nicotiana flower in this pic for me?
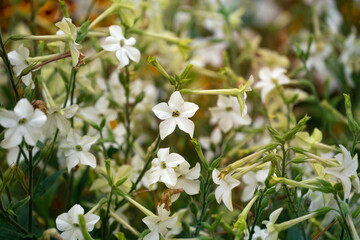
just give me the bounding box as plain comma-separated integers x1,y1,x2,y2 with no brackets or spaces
59,129,98,172
0,98,47,149
262,208,283,240
101,25,140,69
244,225,267,240
43,104,78,136
167,161,201,196
142,204,178,240
212,169,240,211
209,95,251,133
7,44,33,88
148,148,186,187
56,17,81,67
255,67,290,103
152,91,199,140
241,166,269,202
56,204,100,240
325,145,360,199
79,96,117,125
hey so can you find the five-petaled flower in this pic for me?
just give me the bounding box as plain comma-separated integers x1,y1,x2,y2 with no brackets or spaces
101,25,141,69
0,98,47,149
209,95,251,133
56,204,100,240
212,169,240,211
325,145,360,199
148,147,185,187
142,204,178,240
59,129,98,172
152,91,199,140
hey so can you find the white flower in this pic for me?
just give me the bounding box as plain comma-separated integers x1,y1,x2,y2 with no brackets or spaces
262,208,283,240
59,129,98,172
148,148,185,187
56,204,100,240
43,104,78,136
241,166,269,202
101,25,140,69
79,96,117,125
142,204,178,240
209,95,251,133
212,169,240,211
325,145,360,199
0,98,47,149
255,67,290,103
152,91,199,140
7,44,33,88
167,161,201,196
56,17,81,67
244,225,267,240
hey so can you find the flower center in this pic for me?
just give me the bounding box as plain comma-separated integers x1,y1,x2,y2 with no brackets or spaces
161,161,167,169
120,39,125,47
18,118,27,124
75,145,83,151
225,107,232,112
172,110,180,117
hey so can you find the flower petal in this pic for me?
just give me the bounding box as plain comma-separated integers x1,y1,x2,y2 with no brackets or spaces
175,117,195,138
152,103,172,120
159,118,176,140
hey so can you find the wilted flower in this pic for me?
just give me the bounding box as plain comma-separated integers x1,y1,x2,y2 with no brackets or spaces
152,91,199,140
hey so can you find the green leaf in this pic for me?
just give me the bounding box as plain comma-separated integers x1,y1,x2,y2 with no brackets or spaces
115,232,126,240
34,171,62,199
7,196,30,215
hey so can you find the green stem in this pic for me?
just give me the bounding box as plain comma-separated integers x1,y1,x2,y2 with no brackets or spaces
78,214,94,240
335,197,353,240
248,190,266,240
194,170,212,236
124,67,131,163
0,31,20,100
67,169,74,209
28,147,33,232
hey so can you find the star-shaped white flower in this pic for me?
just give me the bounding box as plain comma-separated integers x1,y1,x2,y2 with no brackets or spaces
43,104,78,136
59,129,98,172
0,98,47,149
212,169,240,211
262,208,283,240
255,67,290,103
152,91,199,140
148,148,185,187
7,44,33,88
56,204,100,240
142,204,178,240
167,161,201,195
209,95,251,133
101,25,140,69
56,17,81,67
325,145,360,199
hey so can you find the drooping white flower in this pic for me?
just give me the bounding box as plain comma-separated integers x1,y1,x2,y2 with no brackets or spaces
59,129,98,172
209,95,251,133
43,104,78,136
212,169,240,211
325,145,360,199
142,204,178,240
152,91,199,140
56,17,81,67
262,208,283,240
0,98,47,149
167,161,201,196
101,25,140,69
255,67,290,103
56,204,100,240
148,148,185,187
7,44,33,88
241,166,269,202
